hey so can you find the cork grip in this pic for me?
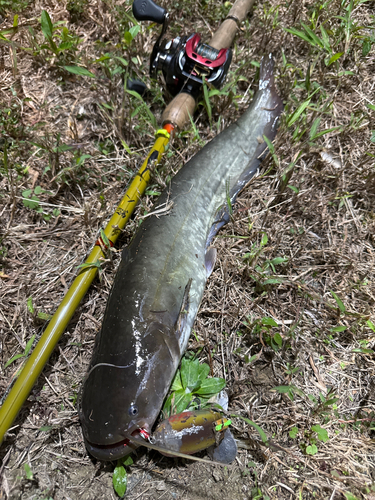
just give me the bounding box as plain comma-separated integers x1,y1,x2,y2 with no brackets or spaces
210,0,256,49
161,0,255,129
162,93,196,130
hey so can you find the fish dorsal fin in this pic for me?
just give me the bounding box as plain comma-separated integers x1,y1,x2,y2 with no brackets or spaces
205,246,217,277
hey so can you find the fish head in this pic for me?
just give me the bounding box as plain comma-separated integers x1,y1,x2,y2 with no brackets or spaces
79,321,180,460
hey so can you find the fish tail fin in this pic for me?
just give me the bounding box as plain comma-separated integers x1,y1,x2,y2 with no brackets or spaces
259,53,275,90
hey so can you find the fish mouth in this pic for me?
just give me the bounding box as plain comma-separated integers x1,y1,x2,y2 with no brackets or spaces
83,428,150,461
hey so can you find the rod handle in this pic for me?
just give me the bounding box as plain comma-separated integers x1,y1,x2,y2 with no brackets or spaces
210,0,255,49
161,93,196,129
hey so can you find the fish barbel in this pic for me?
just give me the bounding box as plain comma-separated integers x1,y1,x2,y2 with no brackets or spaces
79,54,283,460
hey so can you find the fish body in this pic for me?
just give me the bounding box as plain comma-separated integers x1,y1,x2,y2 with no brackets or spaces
79,55,283,461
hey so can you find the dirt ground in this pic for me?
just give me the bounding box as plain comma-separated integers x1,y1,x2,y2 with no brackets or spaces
1,0,375,498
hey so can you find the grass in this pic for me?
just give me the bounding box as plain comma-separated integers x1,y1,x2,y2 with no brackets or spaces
0,0,374,499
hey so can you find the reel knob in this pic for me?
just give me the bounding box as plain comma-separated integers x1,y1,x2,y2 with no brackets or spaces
132,0,166,24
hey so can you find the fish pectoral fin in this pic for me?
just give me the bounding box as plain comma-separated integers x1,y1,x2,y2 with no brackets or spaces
205,246,217,277
175,278,192,336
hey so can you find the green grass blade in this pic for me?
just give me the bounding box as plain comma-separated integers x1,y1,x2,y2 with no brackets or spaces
330,290,346,313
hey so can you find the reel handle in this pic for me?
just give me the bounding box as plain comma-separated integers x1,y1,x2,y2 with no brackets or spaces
132,0,166,24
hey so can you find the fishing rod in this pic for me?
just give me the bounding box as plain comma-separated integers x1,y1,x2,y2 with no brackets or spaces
0,0,255,445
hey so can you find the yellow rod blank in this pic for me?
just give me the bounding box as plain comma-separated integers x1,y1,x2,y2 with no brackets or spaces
0,132,170,444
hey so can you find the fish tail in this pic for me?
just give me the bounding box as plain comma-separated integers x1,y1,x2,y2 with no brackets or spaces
259,53,275,90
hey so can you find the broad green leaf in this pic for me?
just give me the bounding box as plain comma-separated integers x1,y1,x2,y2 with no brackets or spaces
38,311,53,321
63,66,95,78
261,317,278,327
366,320,375,332
344,493,360,500
161,393,173,416
41,10,53,39
58,41,74,51
170,369,183,391
173,389,193,414
122,456,133,466
124,31,133,44
245,354,259,364
114,56,128,66
312,424,329,442
180,357,200,390
24,463,33,480
362,39,371,56
273,332,283,347
22,191,40,210
352,348,374,354
326,52,344,66
113,465,127,497
289,427,298,438
273,385,291,394
129,25,140,38
306,444,318,455
330,325,346,332
197,363,210,383
270,257,288,266
367,103,375,112
260,232,268,247
330,290,346,313
195,377,225,396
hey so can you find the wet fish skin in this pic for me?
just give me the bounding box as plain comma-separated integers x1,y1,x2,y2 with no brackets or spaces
79,54,283,461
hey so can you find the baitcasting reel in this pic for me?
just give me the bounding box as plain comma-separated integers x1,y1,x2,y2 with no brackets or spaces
132,0,232,98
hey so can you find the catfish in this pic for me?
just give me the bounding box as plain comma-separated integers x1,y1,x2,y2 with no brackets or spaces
79,55,283,460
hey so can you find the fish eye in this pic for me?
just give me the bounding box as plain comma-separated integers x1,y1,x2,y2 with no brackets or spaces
128,404,139,416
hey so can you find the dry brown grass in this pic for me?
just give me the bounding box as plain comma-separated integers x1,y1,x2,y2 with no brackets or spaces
0,0,374,498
